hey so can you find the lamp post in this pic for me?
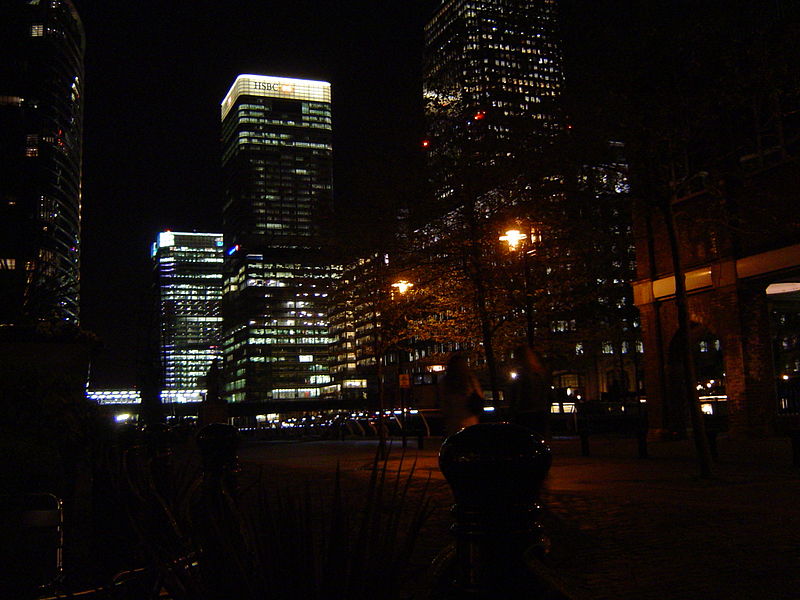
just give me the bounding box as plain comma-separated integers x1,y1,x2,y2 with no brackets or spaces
500,227,538,348
391,280,413,447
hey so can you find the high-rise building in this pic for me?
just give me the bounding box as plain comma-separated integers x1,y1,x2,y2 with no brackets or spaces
415,0,642,407
0,0,84,325
220,75,337,403
424,0,563,146
152,231,224,392
327,254,383,403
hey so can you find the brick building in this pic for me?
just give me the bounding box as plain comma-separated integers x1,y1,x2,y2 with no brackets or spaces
633,160,800,437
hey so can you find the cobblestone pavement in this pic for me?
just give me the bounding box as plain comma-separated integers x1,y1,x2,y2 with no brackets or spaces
238,435,800,600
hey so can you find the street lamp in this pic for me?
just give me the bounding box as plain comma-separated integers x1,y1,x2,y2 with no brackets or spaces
500,226,538,348
499,229,527,251
391,279,413,447
391,279,414,295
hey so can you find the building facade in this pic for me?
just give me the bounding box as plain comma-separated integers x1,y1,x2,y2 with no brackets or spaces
424,0,563,147
413,0,643,408
0,0,84,325
152,231,224,392
220,75,337,403
633,162,800,437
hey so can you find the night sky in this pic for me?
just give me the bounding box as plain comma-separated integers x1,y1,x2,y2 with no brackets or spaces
78,1,436,387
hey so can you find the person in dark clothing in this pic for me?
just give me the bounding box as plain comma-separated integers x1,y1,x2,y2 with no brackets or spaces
439,354,484,437
508,346,552,438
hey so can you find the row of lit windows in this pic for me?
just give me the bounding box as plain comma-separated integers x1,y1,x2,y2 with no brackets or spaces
234,112,332,131
249,324,327,335
247,337,331,345
162,319,220,328
161,294,220,303
572,342,644,356
158,257,223,265
242,279,329,290
238,115,332,127
256,216,312,225
237,104,332,117
236,101,331,116
162,314,222,323
160,276,222,284
163,358,218,367
163,363,218,373
236,136,331,151
161,282,222,290
242,266,334,278
272,388,320,399
256,223,312,233
162,244,222,252
162,330,221,338
163,319,221,327
159,256,223,264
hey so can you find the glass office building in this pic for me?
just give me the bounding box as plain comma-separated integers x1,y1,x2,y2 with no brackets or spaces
0,0,84,325
220,75,337,403
152,231,224,391
424,0,563,143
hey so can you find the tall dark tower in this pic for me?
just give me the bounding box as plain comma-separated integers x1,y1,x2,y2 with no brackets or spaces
424,0,563,149
220,75,337,404
0,0,85,326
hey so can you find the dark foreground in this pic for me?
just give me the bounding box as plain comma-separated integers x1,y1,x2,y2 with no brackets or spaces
238,435,800,600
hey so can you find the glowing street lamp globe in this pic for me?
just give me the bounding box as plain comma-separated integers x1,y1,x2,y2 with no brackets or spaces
500,229,527,251
392,280,413,295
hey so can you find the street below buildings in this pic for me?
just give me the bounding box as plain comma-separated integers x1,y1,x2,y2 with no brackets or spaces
239,434,800,600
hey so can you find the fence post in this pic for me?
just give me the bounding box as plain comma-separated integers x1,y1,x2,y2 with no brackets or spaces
435,423,554,598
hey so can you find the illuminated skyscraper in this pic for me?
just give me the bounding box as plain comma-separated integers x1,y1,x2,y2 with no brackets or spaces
424,0,563,146
152,231,224,392
0,0,84,325
220,75,336,403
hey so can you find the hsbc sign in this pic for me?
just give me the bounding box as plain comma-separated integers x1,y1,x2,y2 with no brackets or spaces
254,81,294,93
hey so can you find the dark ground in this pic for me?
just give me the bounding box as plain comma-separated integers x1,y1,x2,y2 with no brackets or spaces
238,434,800,600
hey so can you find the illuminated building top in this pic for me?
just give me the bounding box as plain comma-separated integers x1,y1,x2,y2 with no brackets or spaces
424,0,563,137
152,230,222,256
221,75,331,120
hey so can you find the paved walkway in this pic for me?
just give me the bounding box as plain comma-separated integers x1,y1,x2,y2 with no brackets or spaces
238,434,800,600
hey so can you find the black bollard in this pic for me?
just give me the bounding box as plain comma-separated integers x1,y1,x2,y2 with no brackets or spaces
196,422,240,490
436,423,553,598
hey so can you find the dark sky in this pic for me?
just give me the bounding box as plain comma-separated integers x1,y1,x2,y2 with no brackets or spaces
78,1,437,387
